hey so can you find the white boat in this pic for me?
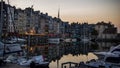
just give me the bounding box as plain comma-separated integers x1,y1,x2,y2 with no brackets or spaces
0,42,23,57
6,37,26,43
4,55,17,63
94,44,120,57
48,38,60,44
18,55,49,66
11,38,26,42
85,56,120,68
85,44,120,68
109,44,120,54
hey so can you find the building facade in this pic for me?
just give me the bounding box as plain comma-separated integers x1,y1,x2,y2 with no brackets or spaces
95,21,117,39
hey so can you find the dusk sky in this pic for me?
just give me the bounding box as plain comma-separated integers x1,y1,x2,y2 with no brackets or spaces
4,0,120,32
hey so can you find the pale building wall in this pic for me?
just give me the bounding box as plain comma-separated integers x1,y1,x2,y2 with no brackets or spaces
7,7,15,32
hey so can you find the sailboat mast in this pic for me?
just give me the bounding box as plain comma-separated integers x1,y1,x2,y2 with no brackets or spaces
0,0,3,41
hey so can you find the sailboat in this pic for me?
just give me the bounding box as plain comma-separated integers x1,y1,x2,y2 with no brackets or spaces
0,0,25,58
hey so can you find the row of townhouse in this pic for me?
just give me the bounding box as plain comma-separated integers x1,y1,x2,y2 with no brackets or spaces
70,21,118,40
0,2,70,38
0,2,118,40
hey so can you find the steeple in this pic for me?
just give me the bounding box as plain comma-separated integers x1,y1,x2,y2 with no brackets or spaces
58,7,60,18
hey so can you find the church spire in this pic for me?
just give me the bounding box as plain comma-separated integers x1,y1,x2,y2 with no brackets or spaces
58,7,60,18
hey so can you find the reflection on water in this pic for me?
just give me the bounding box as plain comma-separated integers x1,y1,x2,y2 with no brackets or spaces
97,42,118,51
48,41,97,68
49,53,97,68
48,41,118,68
30,41,119,68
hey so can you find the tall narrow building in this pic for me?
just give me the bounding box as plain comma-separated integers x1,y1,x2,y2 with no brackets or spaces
0,1,9,38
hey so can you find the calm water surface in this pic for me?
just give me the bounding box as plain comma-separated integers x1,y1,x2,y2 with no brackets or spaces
49,53,97,68
30,41,118,68
48,42,118,68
